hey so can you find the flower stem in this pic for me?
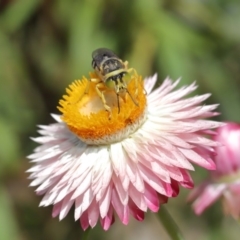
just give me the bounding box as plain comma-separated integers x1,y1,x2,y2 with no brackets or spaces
158,206,186,240
82,228,91,240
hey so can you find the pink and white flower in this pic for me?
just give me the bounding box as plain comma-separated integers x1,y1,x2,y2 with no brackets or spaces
188,122,240,219
27,72,222,230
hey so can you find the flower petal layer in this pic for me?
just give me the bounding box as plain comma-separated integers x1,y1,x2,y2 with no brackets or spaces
28,76,222,229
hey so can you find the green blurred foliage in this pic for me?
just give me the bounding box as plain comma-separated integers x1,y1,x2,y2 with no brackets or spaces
0,0,239,239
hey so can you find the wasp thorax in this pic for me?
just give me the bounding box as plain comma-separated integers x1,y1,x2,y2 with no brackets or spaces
102,59,125,75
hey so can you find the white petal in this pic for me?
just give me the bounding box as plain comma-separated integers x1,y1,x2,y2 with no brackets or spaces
110,143,126,177
144,74,157,94
59,193,74,220
129,184,147,211
99,186,112,218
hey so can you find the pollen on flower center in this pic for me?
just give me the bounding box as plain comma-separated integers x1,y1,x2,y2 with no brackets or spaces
58,71,147,144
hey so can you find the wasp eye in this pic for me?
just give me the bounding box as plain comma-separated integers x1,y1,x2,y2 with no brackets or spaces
105,79,115,89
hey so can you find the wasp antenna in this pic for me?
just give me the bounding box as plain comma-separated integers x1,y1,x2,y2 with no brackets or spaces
126,89,138,107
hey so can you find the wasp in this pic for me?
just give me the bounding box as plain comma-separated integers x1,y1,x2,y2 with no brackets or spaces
82,48,138,119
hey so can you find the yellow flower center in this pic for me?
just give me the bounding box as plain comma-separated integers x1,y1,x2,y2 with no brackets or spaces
58,71,147,144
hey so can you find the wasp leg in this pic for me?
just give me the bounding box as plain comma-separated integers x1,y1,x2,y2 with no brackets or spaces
124,61,129,68
125,68,139,107
95,82,112,120
127,68,139,97
126,88,139,107
85,78,112,119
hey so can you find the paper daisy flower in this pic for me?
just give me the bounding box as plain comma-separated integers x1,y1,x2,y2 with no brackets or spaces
188,122,240,220
28,68,222,230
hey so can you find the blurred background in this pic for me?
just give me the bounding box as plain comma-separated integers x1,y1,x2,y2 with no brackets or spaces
0,0,240,239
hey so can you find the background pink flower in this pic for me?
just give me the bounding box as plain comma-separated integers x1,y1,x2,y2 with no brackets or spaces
188,122,240,219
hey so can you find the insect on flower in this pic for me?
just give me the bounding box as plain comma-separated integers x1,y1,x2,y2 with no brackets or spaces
85,48,139,119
